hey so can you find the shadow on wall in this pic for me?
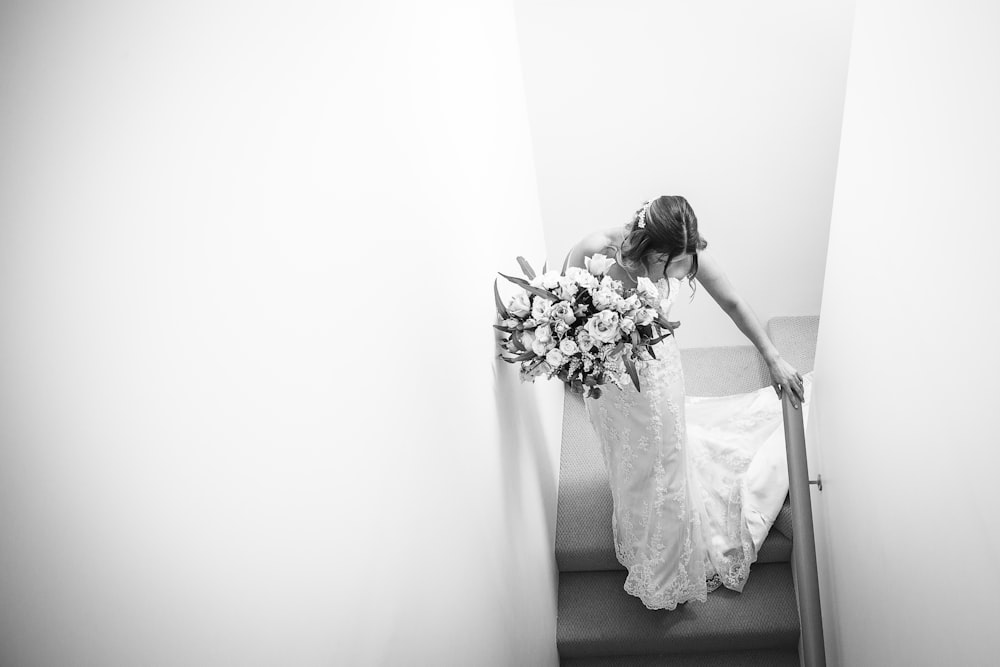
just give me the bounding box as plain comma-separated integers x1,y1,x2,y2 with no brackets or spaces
491,347,562,665
494,351,558,538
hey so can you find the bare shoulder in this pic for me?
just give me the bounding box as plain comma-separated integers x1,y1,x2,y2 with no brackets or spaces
695,248,724,279
694,248,740,308
565,229,619,270
575,230,617,256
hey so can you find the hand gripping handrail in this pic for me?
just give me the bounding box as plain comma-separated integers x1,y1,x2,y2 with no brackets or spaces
781,395,826,667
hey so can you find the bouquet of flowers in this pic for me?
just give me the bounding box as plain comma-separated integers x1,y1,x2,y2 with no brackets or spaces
494,253,679,398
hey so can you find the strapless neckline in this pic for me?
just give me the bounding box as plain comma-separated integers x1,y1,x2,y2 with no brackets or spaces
654,277,684,313
656,276,685,292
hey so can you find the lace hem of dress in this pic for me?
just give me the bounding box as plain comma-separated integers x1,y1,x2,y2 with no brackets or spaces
708,479,761,594
617,556,719,611
618,559,751,611
615,517,759,610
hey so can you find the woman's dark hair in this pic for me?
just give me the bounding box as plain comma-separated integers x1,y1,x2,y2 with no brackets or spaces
618,195,707,297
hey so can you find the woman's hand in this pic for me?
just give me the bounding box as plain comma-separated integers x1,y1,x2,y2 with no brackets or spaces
768,357,805,409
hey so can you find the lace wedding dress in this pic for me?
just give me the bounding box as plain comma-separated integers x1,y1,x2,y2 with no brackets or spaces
583,276,812,610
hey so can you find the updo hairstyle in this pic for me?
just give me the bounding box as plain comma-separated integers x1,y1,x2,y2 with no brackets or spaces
618,195,708,295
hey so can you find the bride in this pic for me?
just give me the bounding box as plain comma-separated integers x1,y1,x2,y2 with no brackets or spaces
565,195,805,610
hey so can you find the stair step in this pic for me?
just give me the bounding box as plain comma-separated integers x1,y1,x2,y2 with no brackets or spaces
772,495,792,541
555,391,796,573
557,563,799,659
558,527,792,573
556,488,794,572
561,647,800,667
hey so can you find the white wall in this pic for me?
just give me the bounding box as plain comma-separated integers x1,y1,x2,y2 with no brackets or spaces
809,1,1000,664
513,0,854,348
0,2,562,666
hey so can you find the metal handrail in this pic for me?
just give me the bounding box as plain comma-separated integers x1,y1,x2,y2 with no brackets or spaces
781,395,826,667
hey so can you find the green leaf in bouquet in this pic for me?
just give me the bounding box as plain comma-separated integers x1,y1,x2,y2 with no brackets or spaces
526,284,561,302
493,324,515,333
645,345,657,360
623,356,641,392
646,332,672,346
560,250,571,276
630,330,641,348
510,333,526,352
499,272,533,288
542,260,548,274
516,256,537,280
494,279,510,319
609,341,625,357
656,316,681,333
498,272,559,301
503,350,538,363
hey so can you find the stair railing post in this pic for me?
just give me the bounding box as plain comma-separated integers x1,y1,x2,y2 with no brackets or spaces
781,395,826,667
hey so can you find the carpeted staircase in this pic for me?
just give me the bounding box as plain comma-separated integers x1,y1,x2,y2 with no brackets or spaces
555,317,818,666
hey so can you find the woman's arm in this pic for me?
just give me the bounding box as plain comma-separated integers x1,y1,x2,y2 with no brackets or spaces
695,249,805,408
565,232,614,271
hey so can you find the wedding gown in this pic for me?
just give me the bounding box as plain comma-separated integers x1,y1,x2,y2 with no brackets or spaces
583,276,812,611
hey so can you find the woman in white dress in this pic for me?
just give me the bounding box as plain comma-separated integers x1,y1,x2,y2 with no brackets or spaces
565,195,805,611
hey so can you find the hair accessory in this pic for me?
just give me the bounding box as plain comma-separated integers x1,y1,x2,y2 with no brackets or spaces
636,200,652,229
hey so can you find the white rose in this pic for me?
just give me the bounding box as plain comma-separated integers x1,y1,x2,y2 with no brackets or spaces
534,324,554,344
508,291,531,317
584,253,616,276
565,266,599,289
619,317,636,335
539,270,561,290
549,301,576,325
532,339,552,357
599,275,623,291
556,276,580,300
531,296,551,321
585,310,622,344
502,318,519,329
520,330,536,350
545,349,565,367
618,294,641,314
635,276,659,306
591,287,618,311
559,338,579,355
576,329,595,352
553,320,570,335
634,307,656,326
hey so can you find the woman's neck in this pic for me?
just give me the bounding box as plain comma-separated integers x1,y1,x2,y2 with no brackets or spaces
607,241,647,287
